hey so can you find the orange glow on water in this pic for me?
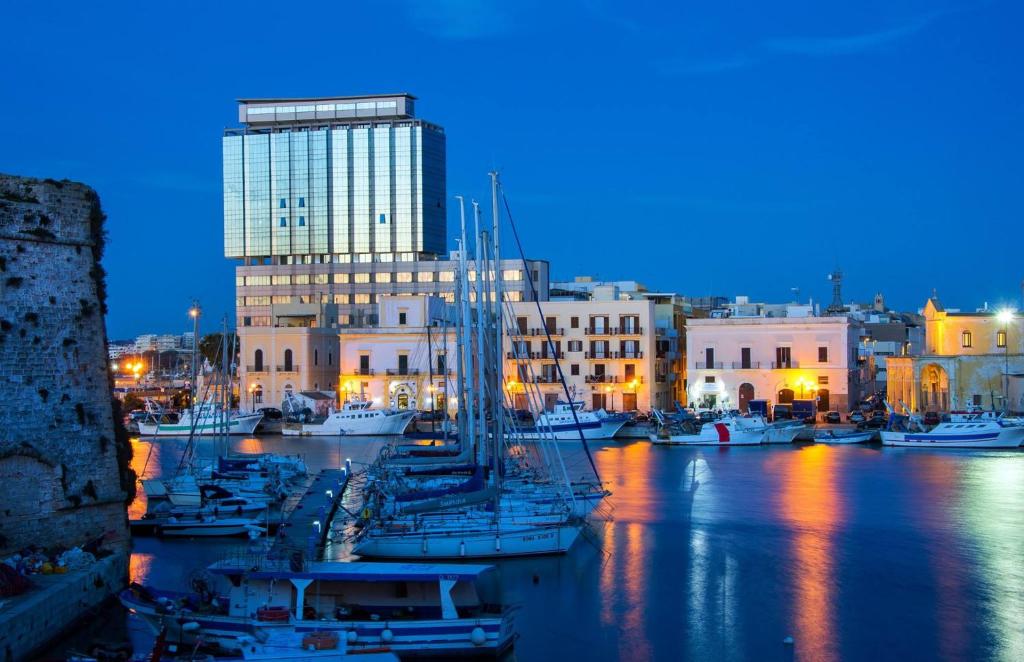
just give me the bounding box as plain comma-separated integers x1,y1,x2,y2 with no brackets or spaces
233,436,265,454
772,445,844,662
130,552,155,584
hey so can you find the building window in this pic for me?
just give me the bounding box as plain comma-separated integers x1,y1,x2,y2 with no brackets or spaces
741,347,751,369
328,352,332,366
375,272,391,283
279,198,287,208
570,316,579,329
283,349,293,372
417,271,434,283
354,273,370,284
279,217,287,227
298,216,305,227
314,349,319,366
333,273,349,284
961,330,972,348
705,347,715,368
776,346,792,368
704,376,715,384
298,197,305,207
399,312,407,325
253,385,263,404
354,294,370,304
997,330,1007,348
818,346,828,363
437,354,446,374
818,376,829,385
570,364,580,376
398,354,409,375
973,394,982,406
253,349,263,372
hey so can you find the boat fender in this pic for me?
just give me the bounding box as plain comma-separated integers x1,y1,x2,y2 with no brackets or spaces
181,621,200,632
380,628,394,643
471,627,487,646
459,541,466,557
346,630,358,643
495,536,501,552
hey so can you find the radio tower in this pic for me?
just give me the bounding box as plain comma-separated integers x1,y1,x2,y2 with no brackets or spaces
825,270,844,315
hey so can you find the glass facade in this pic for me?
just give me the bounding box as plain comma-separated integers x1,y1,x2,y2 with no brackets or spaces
224,120,446,259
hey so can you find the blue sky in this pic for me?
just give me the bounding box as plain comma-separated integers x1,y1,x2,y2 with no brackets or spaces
2,0,1021,338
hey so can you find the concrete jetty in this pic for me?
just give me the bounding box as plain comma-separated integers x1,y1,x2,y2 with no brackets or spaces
271,469,349,562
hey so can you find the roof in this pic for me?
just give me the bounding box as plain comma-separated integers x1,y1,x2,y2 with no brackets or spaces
237,93,416,103
208,560,493,582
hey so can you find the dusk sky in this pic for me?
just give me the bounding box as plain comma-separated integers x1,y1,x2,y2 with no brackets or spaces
2,0,1021,339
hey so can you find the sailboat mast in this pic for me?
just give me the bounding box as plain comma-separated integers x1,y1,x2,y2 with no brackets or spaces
456,197,475,454
489,171,503,497
473,201,487,471
426,314,435,435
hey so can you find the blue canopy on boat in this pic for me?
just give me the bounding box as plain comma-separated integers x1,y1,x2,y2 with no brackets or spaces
208,560,494,582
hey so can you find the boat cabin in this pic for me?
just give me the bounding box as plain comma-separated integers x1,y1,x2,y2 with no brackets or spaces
208,559,499,622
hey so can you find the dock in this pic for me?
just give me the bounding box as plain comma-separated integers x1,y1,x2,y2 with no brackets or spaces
271,468,350,561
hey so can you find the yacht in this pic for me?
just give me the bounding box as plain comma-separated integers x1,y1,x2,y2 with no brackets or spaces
513,401,626,440
120,559,515,657
814,429,873,444
283,401,416,437
881,416,1024,448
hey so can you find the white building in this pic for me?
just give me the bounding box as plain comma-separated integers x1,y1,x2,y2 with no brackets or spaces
337,296,457,413
505,287,673,412
686,315,865,414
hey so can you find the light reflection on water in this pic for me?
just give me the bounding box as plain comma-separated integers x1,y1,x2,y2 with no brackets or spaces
123,436,1024,661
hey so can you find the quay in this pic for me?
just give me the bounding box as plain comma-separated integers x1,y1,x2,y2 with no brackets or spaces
271,468,350,561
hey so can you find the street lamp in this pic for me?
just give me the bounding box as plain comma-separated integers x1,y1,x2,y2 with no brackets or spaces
998,309,1014,413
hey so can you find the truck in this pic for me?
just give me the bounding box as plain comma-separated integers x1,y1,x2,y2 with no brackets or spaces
791,399,818,424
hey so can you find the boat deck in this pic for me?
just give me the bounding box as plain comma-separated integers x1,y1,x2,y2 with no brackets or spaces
271,469,349,561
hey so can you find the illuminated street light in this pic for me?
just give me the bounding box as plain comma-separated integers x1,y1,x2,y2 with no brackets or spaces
998,309,1014,325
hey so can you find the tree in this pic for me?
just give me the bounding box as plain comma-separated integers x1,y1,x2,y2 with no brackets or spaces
199,332,240,368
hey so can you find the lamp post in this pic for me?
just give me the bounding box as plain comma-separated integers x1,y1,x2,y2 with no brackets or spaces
998,309,1014,413
188,301,201,406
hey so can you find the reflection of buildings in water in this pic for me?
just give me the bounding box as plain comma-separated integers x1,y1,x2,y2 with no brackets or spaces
771,445,844,662
129,552,154,585
912,454,968,661
946,456,1023,661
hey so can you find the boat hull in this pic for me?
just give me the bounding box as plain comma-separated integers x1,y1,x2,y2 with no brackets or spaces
353,524,581,559
156,518,258,537
814,431,873,444
283,412,416,436
649,422,764,446
139,413,263,437
121,590,514,657
880,428,1024,448
515,419,626,441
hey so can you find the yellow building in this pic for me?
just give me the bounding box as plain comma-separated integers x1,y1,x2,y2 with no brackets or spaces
887,297,1023,413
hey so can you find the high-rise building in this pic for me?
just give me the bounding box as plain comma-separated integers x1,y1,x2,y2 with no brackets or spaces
224,94,549,408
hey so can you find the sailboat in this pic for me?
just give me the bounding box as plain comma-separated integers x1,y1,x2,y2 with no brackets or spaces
351,177,602,560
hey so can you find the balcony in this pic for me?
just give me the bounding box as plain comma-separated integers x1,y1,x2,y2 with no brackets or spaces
616,351,644,360
771,361,799,369
385,368,421,376
585,326,616,336
585,374,618,384
246,365,269,374
694,362,723,369
619,326,643,336
342,368,375,376
529,327,564,336
730,361,762,369
276,364,301,373
585,351,612,360
537,351,564,360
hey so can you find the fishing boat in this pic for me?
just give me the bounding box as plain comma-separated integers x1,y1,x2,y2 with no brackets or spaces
758,418,806,444
513,401,626,440
880,416,1024,448
649,410,764,446
120,559,515,657
814,429,873,444
283,401,416,437
152,514,266,537
138,402,263,436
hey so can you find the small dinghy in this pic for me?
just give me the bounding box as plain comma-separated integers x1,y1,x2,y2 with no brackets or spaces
814,430,872,444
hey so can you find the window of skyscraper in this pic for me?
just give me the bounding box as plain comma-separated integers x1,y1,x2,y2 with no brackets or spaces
298,197,305,207
280,217,287,227
354,273,370,284
333,274,349,284
375,273,391,283
417,272,434,283
280,198,287,208
298,216,305,226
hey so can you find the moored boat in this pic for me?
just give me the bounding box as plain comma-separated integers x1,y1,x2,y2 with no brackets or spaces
814,429,873,444
513,401,626,441
880,416,1024,448
283,401,416,437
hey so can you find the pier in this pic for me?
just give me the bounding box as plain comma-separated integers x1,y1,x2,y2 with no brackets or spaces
271,468,350,561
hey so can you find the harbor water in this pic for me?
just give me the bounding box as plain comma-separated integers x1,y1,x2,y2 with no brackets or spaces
119,435,1023,661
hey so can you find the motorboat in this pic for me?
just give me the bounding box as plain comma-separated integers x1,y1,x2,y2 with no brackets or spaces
153,514,266,537
880,415,1024,448
814,429,873,444
758,418,806,444
283,401,416,437
120,559,515,657
512,401,626,440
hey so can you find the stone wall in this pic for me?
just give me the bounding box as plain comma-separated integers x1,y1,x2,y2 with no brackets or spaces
0,174,129,556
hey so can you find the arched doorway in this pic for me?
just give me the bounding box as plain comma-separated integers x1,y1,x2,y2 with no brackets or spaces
817,388,830,411
778,388,795,404
920,364,949,411
253,384,263,406
738,383,755,412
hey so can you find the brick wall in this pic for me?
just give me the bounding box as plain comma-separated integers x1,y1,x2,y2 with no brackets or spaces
0,174,129,555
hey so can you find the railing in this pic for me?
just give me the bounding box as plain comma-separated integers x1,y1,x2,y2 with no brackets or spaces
343,368,375,376
246,365,268,373
771,361,799,369
695,362,723,369
731,361,761,369
617,351,644,359
529,327,564,336
385,368,421,376
538,351,564,360
585,375,618,384
585,351,611,359
586,326,616,335
619,326,643,335
276,364,300,372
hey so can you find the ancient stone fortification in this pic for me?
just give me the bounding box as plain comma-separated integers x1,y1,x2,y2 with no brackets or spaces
0,174,130,556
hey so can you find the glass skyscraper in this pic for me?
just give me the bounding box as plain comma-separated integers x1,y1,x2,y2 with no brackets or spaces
223,94,446,260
